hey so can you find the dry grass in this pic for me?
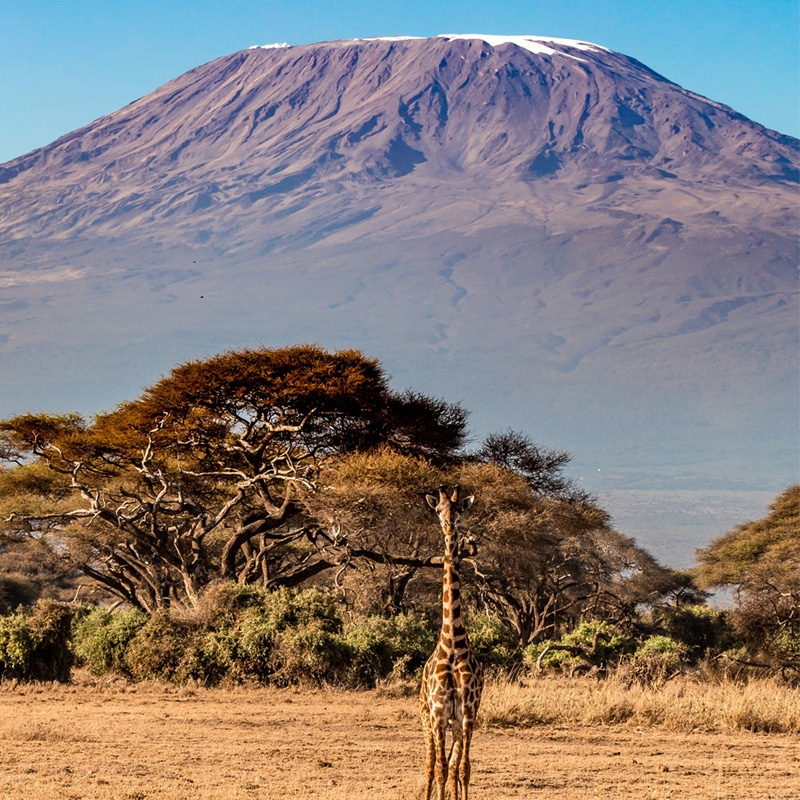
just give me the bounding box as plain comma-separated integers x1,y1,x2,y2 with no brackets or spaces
0,675,798,799
480,673,800,734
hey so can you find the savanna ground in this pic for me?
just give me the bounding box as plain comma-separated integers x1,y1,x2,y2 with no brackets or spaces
1,675,798,800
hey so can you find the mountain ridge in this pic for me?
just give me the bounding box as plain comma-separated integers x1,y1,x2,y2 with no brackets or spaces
0,35,797,511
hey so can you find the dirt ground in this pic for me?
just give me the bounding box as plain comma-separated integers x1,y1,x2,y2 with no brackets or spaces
1,683,797,800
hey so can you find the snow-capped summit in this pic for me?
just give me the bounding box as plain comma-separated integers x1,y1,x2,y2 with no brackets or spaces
249,34,609,60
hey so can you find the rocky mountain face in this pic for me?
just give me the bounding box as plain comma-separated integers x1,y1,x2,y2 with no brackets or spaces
0,36,797,520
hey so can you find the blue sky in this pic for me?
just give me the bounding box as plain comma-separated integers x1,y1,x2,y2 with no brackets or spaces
0,0,798,163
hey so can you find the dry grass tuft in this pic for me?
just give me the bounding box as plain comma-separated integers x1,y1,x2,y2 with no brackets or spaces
479,673,800,733
6,721,96,743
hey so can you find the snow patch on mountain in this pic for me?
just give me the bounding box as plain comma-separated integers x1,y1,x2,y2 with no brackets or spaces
357,36,426,42
438,34,609,60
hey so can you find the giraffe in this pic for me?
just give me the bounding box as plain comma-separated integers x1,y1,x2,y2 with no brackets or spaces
420,485,484,800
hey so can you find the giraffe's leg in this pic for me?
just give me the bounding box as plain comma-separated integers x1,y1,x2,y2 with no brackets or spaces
448,719,464,800
459,717,476,800
434,723,448,800
421,712,436,800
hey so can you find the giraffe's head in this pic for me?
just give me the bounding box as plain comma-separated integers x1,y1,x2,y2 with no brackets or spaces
425,484,474,536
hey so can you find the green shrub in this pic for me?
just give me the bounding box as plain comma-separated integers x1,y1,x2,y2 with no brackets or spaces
191,582,271,628
766,630,800,662
0,600,73,682
124,611,197,682
523,620,635,675
0,609,32,676
113,586,359,686
177,628,238,685
71,606,147,676
271,620,350,684
3,583,520,687
658,604,738,658
339,626,393,686
359,611,436,677
230,606,278,680
620,635,688,686
466,611,521,670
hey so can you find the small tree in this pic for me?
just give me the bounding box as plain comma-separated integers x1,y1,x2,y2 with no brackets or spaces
458,461,670,646
695,485,800,662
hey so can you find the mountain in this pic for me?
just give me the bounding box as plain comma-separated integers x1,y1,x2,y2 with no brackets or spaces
0,35,797,561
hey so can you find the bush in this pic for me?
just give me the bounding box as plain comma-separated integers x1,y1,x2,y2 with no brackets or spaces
71,606,147,676
339,626,394,687
0,583,519,687
466,611,521,671
657,604,738,659
271,620,350,684
769,630,800,662
523,620,635,676
359,611,437,677
0,600,73,682
103,586,394,687
619,635,688,686
124,611,197,682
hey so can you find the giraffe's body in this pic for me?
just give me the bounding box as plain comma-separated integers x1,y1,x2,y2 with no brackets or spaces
420,486,484,800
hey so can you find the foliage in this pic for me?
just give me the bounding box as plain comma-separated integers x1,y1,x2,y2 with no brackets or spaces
653,603,738,660
358,611,437,677
618,635,689,686
0,600,73,682
465,609,522,670
695,485,800,660
523,620,635,676
68,585,422,687
71,607,148,676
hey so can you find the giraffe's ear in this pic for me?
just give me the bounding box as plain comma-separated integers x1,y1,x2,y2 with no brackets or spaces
425,494,439,510
461,496,475,511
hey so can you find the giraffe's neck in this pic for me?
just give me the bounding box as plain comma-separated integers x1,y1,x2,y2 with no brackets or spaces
440,532,467,648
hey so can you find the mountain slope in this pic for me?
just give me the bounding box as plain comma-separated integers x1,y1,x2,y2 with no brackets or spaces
0,35,797,503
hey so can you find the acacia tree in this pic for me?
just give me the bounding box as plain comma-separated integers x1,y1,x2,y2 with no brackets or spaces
303,448,453,615
695,485,800,662
451,462,672,646
304,448,673,644
0,345,466,612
